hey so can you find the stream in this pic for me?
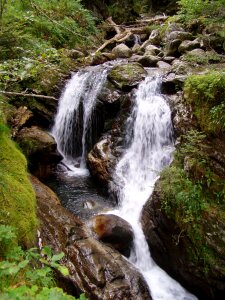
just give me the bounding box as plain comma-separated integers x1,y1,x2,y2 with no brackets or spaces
51,64,197,300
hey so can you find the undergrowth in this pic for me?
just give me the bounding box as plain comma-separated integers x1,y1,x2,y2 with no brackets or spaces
158,129,225,273
0,225,87,300
184,71,225,134
0,118,38,247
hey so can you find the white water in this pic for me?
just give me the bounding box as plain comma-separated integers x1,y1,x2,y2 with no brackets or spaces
52,68,107,175
52,67,197,299
110,77,197,300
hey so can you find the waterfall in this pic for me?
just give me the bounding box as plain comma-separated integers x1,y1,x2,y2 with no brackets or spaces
110,77,197,300
52,68,107,174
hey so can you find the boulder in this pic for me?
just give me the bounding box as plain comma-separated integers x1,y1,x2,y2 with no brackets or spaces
16,126,62,178
148,29,161,46
87,138,115,186
90,53,109,65
162,73,186,94
138,55,160,67
141,186,225,300
165,39,182,56
144,45,161,56
32,175,152,300
91,214,133,256
156,60,171,69
67,49,85,59
107,62,147,91
163,23,185,42
178,39,201,54
163,56,175,63
171,59,193,75
10,106,33,137
165,31,193,43
112,43,132,58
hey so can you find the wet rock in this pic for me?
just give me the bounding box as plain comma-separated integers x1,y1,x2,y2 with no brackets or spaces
88,93,135,186
33,175,152,300
87,138,114,186
108,62,147,91
112,43,132,58
30,174,61,206
141,187,225,300
128,54,143,62
90,53,109,65
162,73,186,93
16,126,62,178
91,214,133,256
167,92,196,136
138,55,160,67
156,60,171,69
178,39,201,54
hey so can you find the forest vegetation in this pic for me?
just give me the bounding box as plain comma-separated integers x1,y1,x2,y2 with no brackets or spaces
0,0,224,299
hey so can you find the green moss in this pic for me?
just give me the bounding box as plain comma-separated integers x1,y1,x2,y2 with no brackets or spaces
158,129,225,276
0,120,38,247
182,52,222,65
108,63,147,90
184,72,225,134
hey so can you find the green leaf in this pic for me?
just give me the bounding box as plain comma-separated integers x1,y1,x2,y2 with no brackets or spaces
57,265,69,276
41,246,52,258
51,252,64,262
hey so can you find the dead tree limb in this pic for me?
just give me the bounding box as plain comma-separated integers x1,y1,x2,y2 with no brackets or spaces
0,90,58,101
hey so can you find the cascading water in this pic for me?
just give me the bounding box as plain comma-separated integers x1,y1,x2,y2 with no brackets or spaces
52,67,107,174
51,64,197,299
110,76,197,300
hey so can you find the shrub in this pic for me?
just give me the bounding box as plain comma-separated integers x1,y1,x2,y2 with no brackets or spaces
184,72,225,134
0,225,88,300
177,0,225,24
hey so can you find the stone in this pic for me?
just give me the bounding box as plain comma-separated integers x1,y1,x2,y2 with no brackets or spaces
165,31,193,43
67,49,85,59
162,73,186,94
87,138,114,186
16,126,62,178
10,106,33,137
112,43,132,58
148,29,161,45
144,44,161,56
90,53,109,65
165,39,182,56
156,60,171,69
132,43,141,53
163,56,175,63
107,62,147,90
138,55,160,67
141,181,225,300
178,39,201,53
171,59,192,75
91,214,133,256
33,175,151,300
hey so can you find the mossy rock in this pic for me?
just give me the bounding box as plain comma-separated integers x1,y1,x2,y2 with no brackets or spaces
0,121,38,247
184,71,225,135
16,126,57,157
107,62,147,91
